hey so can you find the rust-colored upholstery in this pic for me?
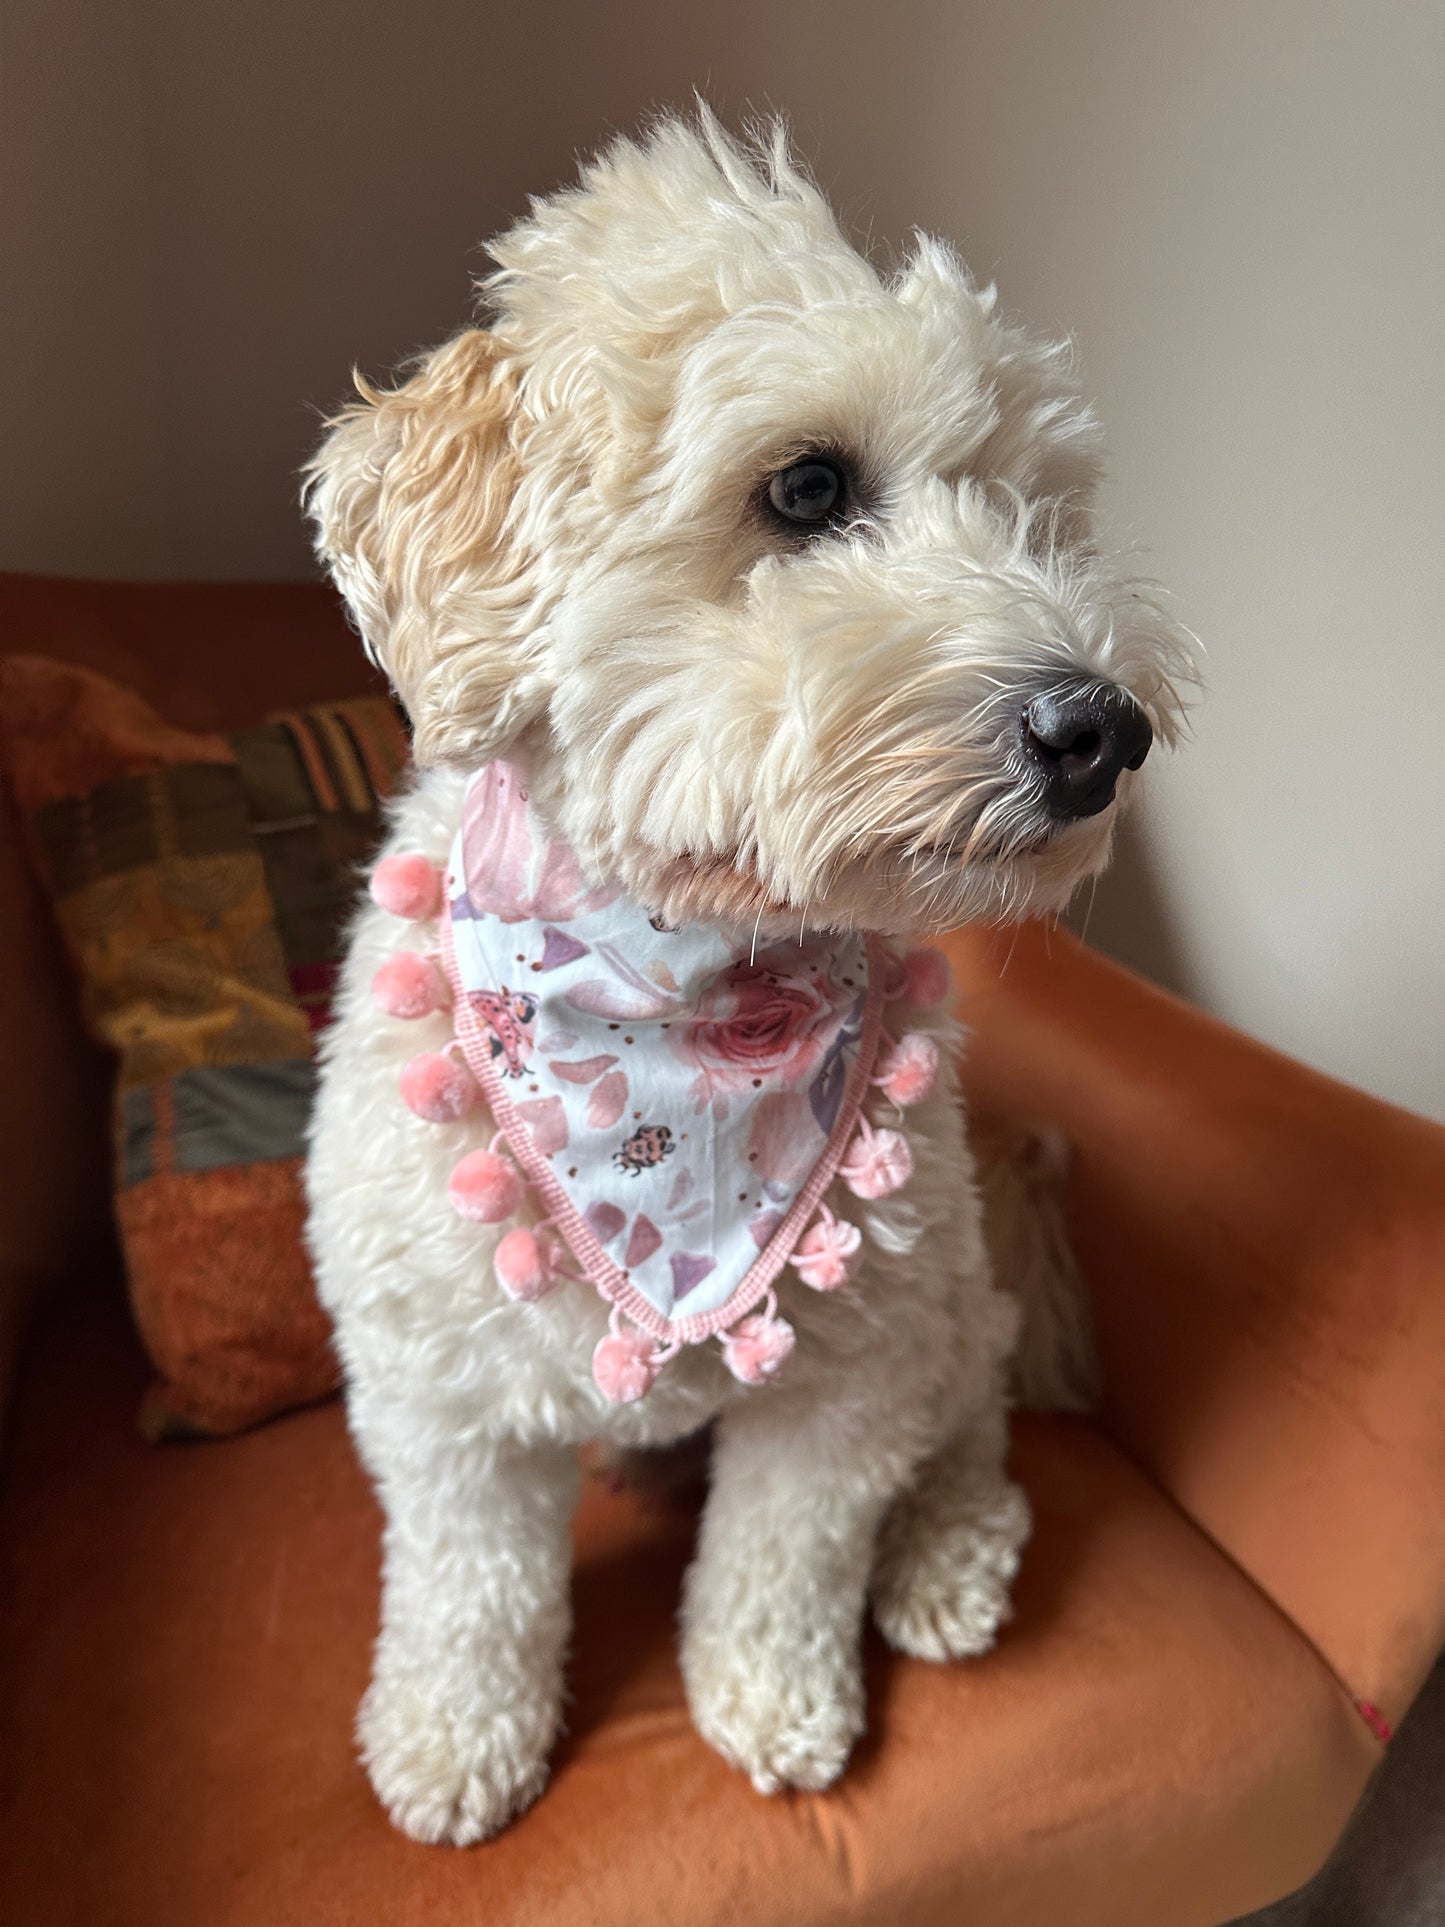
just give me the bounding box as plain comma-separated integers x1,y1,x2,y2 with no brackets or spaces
948,925,1445,1736
2,576,1443,1927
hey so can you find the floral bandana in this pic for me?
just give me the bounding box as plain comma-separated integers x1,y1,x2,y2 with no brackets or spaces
369,763,948,1402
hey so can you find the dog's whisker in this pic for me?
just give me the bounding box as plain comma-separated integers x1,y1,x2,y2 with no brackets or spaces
1078,872,1100,946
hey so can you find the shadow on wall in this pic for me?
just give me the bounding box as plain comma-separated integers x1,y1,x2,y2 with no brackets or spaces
1065,809,1198,1006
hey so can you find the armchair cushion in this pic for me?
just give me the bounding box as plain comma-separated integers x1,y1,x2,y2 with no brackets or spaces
0,652,407,1436
0,573,382,1411
0,1277,1380,1927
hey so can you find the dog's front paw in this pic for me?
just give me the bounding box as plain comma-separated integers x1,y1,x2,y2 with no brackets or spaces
872,1474,1030,1662
358,1661,557,1846
684,1634,865,1795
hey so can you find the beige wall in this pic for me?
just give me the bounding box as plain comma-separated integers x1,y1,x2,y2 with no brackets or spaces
7,2,1442,1118
866,2,1445,1126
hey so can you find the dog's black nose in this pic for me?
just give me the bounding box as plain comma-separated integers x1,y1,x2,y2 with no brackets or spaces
1022,681,1153,819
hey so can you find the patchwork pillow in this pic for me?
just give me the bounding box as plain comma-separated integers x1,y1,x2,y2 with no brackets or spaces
0,655,409,1437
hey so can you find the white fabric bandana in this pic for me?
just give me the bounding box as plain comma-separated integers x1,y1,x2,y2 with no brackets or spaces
373,763,946,1402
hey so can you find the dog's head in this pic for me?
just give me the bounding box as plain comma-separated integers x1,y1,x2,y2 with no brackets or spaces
308,112,1193,936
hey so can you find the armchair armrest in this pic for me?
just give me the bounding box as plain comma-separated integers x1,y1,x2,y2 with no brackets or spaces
942,922,1445,1731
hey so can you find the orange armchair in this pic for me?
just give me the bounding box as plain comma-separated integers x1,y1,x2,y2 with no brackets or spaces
2,575,1443,1927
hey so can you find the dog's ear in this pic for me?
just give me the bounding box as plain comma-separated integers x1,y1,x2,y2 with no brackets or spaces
306,329,546,766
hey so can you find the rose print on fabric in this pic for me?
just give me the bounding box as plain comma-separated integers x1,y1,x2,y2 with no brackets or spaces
587,1070,630,1129
625,1215,663,1266
455,763,617,924
513,1094,568,1154
585,1200,627,1244
563,943,686,1022
670,949,846,1118
584,1170,712,1299
549,1054,619,1084
747,1090,825,1187
540,927,589,971
809,996,865,1135
670,1252,716,1296
445,764,883,1332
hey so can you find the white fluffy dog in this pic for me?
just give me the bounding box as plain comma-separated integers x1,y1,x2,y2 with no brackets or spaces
304,111,1191,1846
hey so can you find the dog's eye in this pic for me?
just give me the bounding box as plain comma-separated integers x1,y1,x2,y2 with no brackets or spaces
766,458,845,527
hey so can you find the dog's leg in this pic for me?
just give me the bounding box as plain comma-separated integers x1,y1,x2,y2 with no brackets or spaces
870,1363,1031,1664
680,1374,935,1795
353,1415,580,1845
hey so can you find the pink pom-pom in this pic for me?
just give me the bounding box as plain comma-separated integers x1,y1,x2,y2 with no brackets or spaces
902,946,952,1009
793,1215,863,1292
592,1328,659,1403
877,1031,940,1108
399,1051,477,1123
371,951,448,1020
447,1149,523,1223
370,853,443,921
494,1226,557,1302
841,1125,914,1200
722,1312,796,1385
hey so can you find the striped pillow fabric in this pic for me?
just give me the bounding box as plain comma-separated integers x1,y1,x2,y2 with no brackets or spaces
0,655,409,1436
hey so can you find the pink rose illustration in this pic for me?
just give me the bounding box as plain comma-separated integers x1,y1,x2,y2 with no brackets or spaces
747,1091,823,1185
459,763,618,924
671,953,842,1117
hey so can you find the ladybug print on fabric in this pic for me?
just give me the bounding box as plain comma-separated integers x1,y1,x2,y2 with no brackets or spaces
613,1124,676,1176
468,988,538,1078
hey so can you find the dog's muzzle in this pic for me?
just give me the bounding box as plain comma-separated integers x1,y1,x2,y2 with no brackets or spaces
1021,678,1153,820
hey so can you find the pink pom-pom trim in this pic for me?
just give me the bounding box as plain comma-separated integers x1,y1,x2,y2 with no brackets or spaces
399,1051,478,1123
902,946,952,1009
841,1120,914,1200
370,853,444,921
447,1149,524,1224
592,1328,659,1403
876,1031,940,1108
793,1212,863,1292
722,1311,796,1385
371,951,448,1020
494,1226,557,1302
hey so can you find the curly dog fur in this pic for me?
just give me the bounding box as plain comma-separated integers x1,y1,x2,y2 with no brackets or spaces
304,109,1191,1843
